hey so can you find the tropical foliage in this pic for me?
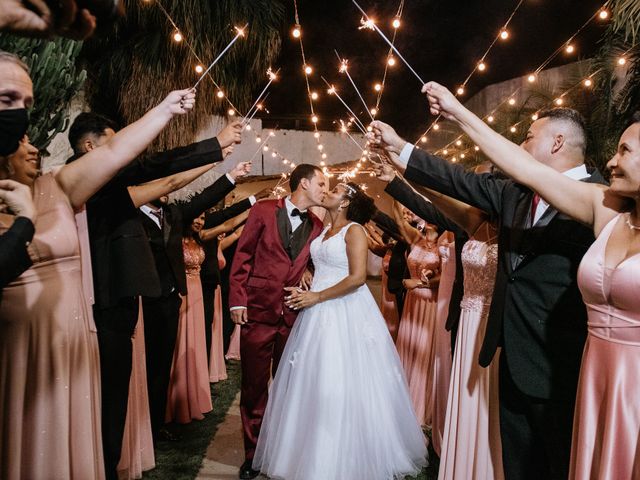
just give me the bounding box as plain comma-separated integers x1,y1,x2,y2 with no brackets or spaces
81,0,285,152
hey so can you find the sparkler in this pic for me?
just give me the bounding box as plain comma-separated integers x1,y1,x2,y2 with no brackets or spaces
335,51,375,122
248,131,276,163
192,24,248,89
241,68,279,126
321,76,368,134
351,1,425,85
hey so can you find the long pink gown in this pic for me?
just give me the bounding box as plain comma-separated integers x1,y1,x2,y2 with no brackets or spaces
381,249,400,341
226,324,242,360
569,214,640,480
0,174,104,479
438,223,503,480
117,301,155,479
430,232,454,456
209,245,228,382
396,237,441,426
165,237,213,423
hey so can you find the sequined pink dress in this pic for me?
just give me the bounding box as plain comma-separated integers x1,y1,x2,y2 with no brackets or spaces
395,237,441,426
570,214,640,479
438,224,503,480
165,237,212,423
0,174,104,479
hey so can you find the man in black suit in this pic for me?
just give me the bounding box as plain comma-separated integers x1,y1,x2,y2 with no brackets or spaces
139,160,250,440
66,112,242,479
371,109,605,479
0,179,35,288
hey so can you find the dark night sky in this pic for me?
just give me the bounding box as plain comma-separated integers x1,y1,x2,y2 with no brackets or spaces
258,0,607,141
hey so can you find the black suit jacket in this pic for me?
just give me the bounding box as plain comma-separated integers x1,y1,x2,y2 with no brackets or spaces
79,138,223,308
200,198,253,288
370,209,409,295
0,217,34,289
404,147,605,400
385,177,469,333
140,174,236,296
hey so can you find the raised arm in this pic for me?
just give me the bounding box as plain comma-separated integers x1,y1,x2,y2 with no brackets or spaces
423,81,612,232
200,210,249,242
219,224,245,251
284,224,368,310
392,198,422,245
55,89,196,209
127,164,214,208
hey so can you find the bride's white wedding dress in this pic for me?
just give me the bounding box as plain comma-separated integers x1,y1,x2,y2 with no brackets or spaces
253,223,428,480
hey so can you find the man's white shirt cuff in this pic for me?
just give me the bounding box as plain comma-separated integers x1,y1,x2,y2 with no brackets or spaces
398,143,414,166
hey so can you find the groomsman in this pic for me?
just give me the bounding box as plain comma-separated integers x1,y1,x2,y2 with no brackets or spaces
371,109,605,480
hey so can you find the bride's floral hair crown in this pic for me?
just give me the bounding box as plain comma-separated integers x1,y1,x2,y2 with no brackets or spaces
337,182,357,198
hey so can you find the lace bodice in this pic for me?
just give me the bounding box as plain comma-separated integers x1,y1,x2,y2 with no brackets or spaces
310,223,362,292
460,239,498,311
182,237,205,276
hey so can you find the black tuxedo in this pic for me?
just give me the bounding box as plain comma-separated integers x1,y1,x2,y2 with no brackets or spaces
200,198,253,358
385,177,469,353
71,137,223,479
403,147,605,479
370,210,409,317
0,217,34,289
140,173,236,437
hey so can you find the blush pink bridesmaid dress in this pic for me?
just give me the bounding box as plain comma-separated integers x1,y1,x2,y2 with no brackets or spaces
570,214,640,480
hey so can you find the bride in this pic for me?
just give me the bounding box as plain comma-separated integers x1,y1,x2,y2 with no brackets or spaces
252,182,428,480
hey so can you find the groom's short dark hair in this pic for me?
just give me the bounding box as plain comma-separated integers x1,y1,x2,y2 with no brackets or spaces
290,164,322,192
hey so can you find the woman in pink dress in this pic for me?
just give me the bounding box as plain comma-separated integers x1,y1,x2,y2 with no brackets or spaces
117,301,155,480
425,84,640,479
166,214,213,423
393,201,442,426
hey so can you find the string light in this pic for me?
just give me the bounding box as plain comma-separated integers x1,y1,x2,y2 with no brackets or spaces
194,64,203,73
304,65,313,75
370,108,378,115
474,146,480,151
392,17,401,29
216,90,224,98
508,97,516,106
510,126,517,133
387,56,396,66
433,124,440,131
420,136,428,143
310,91,319,100
487,115,494,123
478,62,486,72
311,115,318,123
314,132,320,139
374,83,382,92
456,87,465,95
455,139,462,146
173,31,183,42
442,149,449,155
531,113,539,120
292,25,301,38
228,108,235,116
583,78,593,87
554,97,564,105
598,8,609,20
565,44,575,54
528,74,537,83
500,29,509,40
618,57,627,66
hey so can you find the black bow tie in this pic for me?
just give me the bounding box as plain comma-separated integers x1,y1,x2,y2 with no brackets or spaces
291,208,308,220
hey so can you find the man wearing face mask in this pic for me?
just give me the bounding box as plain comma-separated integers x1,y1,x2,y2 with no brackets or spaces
0,50,37,288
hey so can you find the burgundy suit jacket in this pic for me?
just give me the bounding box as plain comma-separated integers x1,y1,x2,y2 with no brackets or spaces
229,198,324,327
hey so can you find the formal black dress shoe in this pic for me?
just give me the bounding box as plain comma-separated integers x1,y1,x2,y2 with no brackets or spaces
238,459,260,479
156,427,181,442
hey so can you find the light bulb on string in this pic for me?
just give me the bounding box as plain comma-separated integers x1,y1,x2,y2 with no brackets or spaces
370,108,378,115
173,31,183,42
387,56,396,66
420,136,428,143
618,57,627,66
245,125,252,131
392,17,401,29
508,98,516,106
255,137,262,143
228,109,235,116
500,29,509,40
322,153,327,159
583,78,593,87
194,64,204,73
460,153,466,159
314,132,320,139
374,83,382,92
455,139,462,146
531,113,539,121
487,115,494,123
263,146,269,152
311,115,318,123
598,9,609,20
555,98,564,106
474,146,480,151
442,149,449,155
367,126,373,132
433,123,440,131
510,126,517,133
565,44,575,54
292,25,301,38
271,152,277,158
304,65,313,75
310,91,319,100
317,144,324,151
456,87,465,95
527,74,536,83
451,156,458,163
478,62,486,72
216,90,225,98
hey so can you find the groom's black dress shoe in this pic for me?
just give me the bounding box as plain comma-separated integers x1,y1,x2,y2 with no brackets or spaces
239,459,260,479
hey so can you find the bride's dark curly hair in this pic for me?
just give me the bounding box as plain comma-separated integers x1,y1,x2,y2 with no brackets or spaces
342,182,377,225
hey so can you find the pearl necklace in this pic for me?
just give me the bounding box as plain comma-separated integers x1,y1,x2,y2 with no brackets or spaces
625,213,640,231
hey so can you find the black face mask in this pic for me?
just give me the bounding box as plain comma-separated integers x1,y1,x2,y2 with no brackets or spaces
0,108,29,156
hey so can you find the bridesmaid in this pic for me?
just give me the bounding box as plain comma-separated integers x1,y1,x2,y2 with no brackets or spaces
0,58,195,478
166,213,213,423
393,201,442,426
424,82,640,479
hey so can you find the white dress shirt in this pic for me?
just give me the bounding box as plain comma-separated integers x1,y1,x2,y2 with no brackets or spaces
140,204,163,229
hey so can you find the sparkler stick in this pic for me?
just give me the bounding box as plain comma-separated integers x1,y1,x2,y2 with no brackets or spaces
335,51,375,122
243,91,271,128
248,132,276,162
241,68,279,125
321,76,368,134
351,0,425,85
193,24,248,89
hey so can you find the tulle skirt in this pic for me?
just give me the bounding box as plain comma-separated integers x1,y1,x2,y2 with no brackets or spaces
253,285,428,480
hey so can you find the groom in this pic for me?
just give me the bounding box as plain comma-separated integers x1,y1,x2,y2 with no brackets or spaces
229,163,327,479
